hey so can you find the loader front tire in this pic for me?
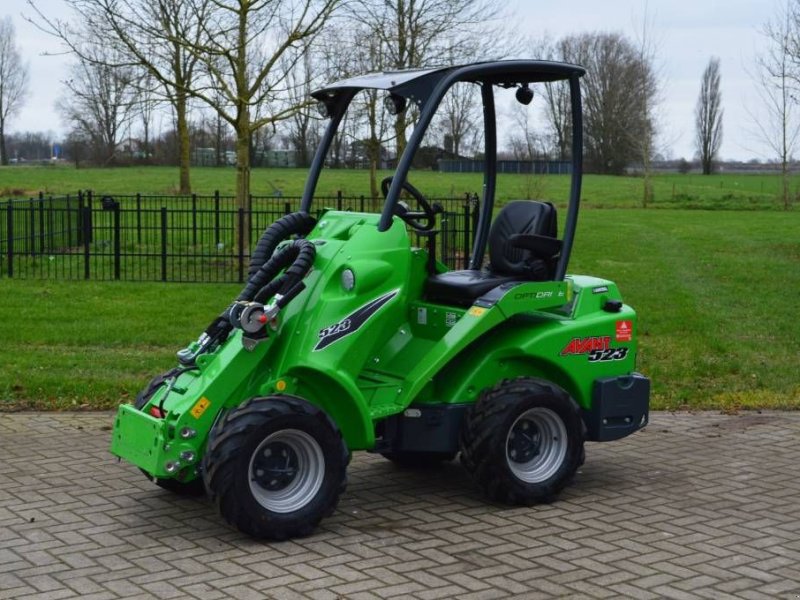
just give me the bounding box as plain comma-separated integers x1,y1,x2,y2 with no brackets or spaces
460,378,584,505
202,396,348,540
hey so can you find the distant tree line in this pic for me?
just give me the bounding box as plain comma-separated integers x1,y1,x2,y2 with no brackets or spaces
30,3,800,203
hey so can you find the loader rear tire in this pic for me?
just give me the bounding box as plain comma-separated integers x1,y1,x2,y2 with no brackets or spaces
202,396,348,540
460,378,585,505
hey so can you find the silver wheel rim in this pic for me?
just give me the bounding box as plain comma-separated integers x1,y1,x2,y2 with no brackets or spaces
248,429,325,513
505,407,568,483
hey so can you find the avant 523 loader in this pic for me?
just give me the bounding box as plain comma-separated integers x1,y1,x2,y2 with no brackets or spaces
111,60,650,540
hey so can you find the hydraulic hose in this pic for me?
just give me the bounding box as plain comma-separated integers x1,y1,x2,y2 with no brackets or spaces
239,211,317,301
177,212,317,366
252,239,317,305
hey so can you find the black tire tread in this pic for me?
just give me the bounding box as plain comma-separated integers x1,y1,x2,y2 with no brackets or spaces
202,396,348,540
460,377,585,505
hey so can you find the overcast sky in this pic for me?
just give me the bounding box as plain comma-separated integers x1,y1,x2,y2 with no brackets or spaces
4,0,779,161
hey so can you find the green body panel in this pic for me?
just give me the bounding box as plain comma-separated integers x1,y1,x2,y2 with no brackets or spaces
111,211,641,480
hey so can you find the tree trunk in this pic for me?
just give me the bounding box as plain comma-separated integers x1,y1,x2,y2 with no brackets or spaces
175,90,191,193
782,161,789,210
235,121,251,253
0,119,7,165
370,158,379,209
394,114,407,160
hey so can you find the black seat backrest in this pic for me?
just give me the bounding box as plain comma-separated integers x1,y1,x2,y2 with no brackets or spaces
488,200,557,277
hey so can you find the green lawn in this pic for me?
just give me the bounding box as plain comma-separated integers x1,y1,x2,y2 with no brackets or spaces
1,209,798,412
0,164,796,209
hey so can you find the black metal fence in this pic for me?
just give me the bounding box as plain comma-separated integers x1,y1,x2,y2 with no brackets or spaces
1,191,479,283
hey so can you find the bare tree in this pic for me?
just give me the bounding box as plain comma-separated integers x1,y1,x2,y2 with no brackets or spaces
135,73,160,163
168,0,341,241
530,35,572,161
28,0,209,192
507,102,547,161
435,82,481,158
751,1,799,209
695,57,723,175
283,48,323,168
0,17,29,166
633,2,661,205
352,0,505,156
316,21,396,200
552,32,656,175
58,46,139,165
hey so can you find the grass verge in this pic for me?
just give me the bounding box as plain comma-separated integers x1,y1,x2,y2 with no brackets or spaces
1,165,798,209
1,208,798,411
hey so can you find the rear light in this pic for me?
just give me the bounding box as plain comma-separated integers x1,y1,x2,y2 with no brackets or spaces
149,406,166,418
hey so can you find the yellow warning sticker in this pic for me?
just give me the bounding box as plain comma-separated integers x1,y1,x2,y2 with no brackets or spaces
468,306,487,317
190,397,211,419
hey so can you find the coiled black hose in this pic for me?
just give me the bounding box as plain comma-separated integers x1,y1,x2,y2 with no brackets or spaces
184,212,317,362
252,239,317,304
238,212,317,302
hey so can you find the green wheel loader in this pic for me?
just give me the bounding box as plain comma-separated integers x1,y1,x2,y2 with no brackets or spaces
111,60,650,540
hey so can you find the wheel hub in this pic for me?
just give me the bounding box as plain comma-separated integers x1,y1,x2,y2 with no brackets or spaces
504,407,568,483
251,441,299,491
507,419,543,463
247,429,325,513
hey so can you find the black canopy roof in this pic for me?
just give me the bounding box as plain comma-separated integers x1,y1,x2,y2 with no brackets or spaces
311,60,586,106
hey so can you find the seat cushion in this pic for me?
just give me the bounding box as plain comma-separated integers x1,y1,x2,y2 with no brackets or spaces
425,270,519,307
488,200,557,278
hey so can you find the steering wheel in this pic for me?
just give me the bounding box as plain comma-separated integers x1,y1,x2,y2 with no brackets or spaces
380,176,437,231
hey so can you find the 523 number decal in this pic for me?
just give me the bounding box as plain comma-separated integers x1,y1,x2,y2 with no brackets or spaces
588,347,628,362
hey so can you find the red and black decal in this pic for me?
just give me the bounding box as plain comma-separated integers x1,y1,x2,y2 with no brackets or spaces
561,335,628,362
561,336,611,355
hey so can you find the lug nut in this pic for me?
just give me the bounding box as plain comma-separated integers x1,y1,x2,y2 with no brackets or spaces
179,427,197,439
164,461,180,474
180,451,196,463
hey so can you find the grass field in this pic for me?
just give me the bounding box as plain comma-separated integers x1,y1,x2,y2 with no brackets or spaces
1,164,798,210
1,208,798,412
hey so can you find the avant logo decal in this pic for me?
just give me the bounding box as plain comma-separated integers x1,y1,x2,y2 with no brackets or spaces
561,336,611,355
314,290,399,351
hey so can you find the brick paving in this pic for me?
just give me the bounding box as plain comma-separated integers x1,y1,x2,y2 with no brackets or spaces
0,411,798,599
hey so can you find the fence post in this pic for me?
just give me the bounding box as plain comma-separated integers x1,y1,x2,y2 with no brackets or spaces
191,193,197,246
238,208,245,283
6,203,13,278
28,200,35,256
247,197,253,251
463,203,471,270
441,215,449,267
66,195,73,247
46,195,54,253
77,191,84,246
113,205,121,280
37,194,45,254
136,193,142,244
337,190,342,211
82,205,91,279
360,195,365,212
160,206,168,282
85,191,93,244
284,201,291,215
214,190,220,247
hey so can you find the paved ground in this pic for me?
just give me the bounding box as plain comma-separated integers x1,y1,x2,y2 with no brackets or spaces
0,411,798,600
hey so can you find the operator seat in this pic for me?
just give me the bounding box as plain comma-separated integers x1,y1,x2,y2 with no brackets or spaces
425,200,560,307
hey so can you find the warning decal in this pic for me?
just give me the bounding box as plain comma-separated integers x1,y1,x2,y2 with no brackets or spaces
615,320,633,342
